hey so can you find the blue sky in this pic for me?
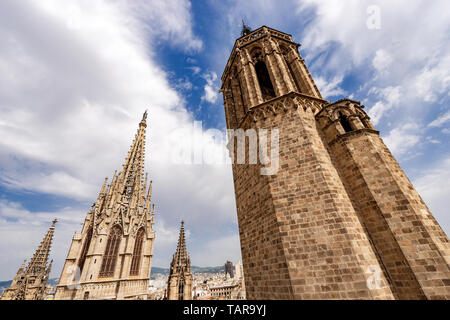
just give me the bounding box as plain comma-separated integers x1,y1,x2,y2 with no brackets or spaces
0,0,449,281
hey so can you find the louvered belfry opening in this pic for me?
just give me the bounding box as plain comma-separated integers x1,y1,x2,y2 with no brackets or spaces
255,60,276,100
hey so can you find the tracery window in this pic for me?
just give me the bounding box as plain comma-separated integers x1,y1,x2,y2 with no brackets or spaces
78,228,93,274
178,280,184,300
130,228,145,276
99,225,122,278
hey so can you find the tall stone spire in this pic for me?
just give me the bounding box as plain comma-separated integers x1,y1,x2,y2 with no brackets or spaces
1,220,57,300
55,111,156,300
173,221,188,266
118,111,147,202
25,219,57,275
166,221,192,300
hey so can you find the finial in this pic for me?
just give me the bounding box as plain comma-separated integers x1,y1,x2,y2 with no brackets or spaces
143,110,148,121
181,220,184,226
241,19,252,37
52,218,58,226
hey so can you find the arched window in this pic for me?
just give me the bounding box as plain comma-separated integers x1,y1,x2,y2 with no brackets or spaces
78,228,93,274
130,228,145,276
99,225,122,278
338,112,353,133
255,61,276,101
178,280,184,300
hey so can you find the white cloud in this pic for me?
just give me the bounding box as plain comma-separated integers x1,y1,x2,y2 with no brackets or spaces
315,75,346,99
372,49,393,73
189,66,201,75
297,0,450,129
0,0,238,278
414,157,450,233
201,72,219,104
428,111,450,128
413,55,450,103
382,123,422,159
368,86,401,125
175,78,193,91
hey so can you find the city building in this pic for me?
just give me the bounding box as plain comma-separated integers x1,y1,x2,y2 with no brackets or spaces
235,261,243,280
54,112,156,300
224,261,234,279
209,281,240,300
0,220,57,300
220,25,450,299
166,221,193,300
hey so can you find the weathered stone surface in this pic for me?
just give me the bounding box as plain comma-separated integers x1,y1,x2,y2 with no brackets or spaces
221,26,450,300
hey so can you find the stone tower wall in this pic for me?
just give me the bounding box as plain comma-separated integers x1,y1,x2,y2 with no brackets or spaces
324,123,450,299
221,26,450,300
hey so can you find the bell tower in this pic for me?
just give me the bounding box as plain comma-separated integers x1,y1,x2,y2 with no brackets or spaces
221,26,450,300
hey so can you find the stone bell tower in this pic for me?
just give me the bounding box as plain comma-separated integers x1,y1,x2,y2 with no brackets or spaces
220,25,450,300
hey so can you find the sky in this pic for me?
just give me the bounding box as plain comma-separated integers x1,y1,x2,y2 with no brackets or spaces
0,0,449,281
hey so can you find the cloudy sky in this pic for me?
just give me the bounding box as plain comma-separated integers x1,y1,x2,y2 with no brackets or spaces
0,0,449,281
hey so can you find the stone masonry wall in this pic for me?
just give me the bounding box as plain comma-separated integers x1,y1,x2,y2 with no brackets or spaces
326,130,450,299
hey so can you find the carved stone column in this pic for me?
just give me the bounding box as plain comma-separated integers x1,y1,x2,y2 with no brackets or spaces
288,46,322,98
262,40,283,97
267,37,296,95
236,49,253,108
230,74,246,123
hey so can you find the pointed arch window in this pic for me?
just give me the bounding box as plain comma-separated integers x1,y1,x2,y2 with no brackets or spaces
78,227,93,274
130,228,145,276
255,60,276,101
338,112,353,133
178,280,185,300
99,225,122,278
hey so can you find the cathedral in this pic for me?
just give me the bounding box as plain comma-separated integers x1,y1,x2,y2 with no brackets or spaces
0,220,56,300
166,221,193,300
3,24,449,301
220,25,450,300
54,112,156,300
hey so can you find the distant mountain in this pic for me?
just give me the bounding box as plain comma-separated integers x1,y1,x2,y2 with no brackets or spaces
191,266,224,273
151,265,224,275
151,267,169,275
0,278,59,292
0,280,12,291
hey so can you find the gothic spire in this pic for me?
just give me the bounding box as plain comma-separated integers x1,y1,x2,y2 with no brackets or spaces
173,221,188,266
24,219,57,275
